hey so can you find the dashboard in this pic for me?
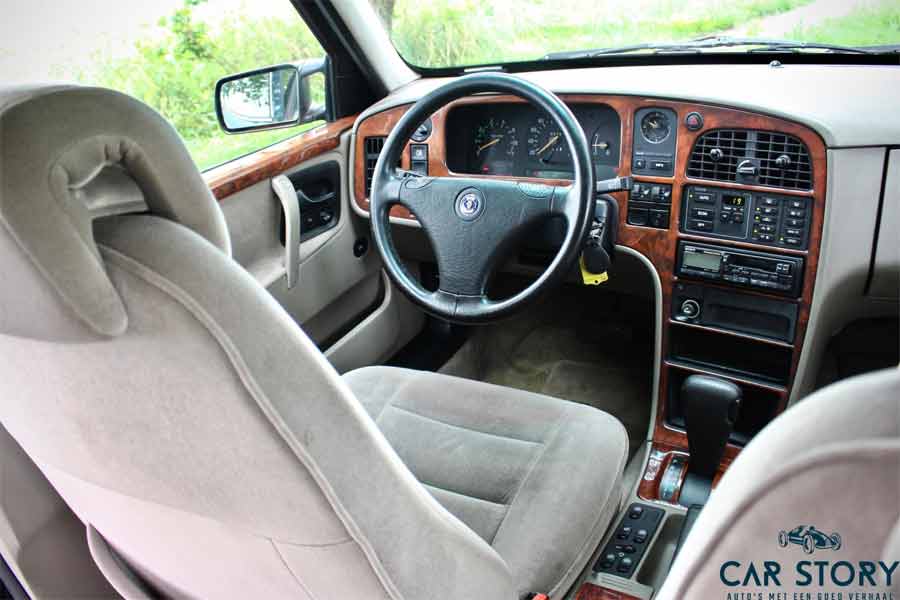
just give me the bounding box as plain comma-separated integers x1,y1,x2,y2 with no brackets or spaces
444,102,621,180
350,89,838,480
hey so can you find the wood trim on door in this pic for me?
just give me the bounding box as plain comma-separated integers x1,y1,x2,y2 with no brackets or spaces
203,115,356,200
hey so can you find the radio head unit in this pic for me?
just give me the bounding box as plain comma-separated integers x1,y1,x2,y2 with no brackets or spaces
677,242,804,296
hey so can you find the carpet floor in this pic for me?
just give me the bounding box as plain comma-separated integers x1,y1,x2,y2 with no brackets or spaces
440,282,654,458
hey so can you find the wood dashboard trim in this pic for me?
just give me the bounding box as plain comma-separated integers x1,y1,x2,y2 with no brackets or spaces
352,94,827,468
203,116,356,200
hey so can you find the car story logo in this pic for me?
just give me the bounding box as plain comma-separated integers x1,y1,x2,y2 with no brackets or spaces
718,526,898,596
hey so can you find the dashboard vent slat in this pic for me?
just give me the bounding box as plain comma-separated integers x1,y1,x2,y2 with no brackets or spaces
687,129,812,190
364,136,386,198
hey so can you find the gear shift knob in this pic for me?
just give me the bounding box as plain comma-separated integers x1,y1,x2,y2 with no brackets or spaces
679,374,742,506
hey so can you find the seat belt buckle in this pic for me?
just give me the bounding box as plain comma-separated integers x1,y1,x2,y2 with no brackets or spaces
527,594,550,600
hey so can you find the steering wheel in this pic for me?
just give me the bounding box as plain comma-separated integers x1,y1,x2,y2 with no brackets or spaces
370,73,594,323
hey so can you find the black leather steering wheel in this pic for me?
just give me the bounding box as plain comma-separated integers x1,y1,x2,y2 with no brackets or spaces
370,73,594,323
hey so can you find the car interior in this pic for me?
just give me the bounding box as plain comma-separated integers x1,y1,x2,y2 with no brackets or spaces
0,1,898,599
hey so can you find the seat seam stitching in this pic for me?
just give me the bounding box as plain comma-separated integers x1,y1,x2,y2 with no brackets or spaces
490,407,567,545
421,481,509,509
385,404,544,445
269,538,319,600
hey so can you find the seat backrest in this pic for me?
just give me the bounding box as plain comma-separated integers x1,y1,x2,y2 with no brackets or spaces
658,367,900,599
0,85,515,599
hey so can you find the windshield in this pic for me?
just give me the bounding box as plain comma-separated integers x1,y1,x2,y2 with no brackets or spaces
369,0,900,68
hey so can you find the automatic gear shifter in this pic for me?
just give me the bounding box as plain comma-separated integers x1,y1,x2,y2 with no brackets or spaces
679,374,742,507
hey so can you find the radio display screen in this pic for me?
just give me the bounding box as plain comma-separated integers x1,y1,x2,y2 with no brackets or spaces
684,251,722,272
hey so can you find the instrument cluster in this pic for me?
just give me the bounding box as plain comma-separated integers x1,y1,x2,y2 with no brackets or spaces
445,103,622,180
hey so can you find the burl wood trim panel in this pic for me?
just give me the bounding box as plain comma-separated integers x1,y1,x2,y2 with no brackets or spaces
203,116,356,200
637,442,733,504
353,94,827,468
575,582,642,600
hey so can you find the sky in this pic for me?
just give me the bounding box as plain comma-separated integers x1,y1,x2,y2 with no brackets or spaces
0,0,299,84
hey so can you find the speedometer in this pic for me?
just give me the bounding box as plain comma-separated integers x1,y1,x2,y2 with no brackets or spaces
527,116,569,164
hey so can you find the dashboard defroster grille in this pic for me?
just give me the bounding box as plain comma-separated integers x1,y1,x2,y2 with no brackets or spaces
687,129,812,190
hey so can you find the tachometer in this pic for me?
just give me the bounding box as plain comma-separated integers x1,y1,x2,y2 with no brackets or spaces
527,116,569,164
640,111,671,144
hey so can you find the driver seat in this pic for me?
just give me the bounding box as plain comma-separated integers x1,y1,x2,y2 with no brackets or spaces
0,85,627,599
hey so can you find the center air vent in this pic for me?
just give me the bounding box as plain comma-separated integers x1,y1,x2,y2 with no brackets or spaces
364,136,386,197
687,129,812,190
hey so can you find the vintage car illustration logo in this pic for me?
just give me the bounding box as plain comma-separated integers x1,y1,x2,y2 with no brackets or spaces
777,525,842,554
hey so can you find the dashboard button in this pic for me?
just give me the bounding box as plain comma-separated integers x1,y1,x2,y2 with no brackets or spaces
627,208,649,226
689,219,713,231
788,198,807,209
785,218,805,228
783,237,802,246
648,209,669,229
410,144,428,162
685,112,703,131
761,196,780,206
787,208,806,218
634,158,646,169
694,192,715,204
692,208,714,219
784,227,803,237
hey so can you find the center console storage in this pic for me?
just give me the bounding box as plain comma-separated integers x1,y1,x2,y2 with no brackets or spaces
668,325,792,385
672,282,799,343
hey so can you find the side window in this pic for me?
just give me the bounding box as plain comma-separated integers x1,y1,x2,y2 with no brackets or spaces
1,0,325,171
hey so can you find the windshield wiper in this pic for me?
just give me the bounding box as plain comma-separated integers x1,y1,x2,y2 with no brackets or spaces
543,35,892,59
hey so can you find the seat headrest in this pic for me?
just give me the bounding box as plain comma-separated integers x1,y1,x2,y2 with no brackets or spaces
0,84,231,337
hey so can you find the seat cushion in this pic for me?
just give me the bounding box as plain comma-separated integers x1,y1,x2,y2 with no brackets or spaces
344,366,628,598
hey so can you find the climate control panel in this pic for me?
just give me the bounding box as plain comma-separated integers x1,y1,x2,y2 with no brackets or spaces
681,185,811,250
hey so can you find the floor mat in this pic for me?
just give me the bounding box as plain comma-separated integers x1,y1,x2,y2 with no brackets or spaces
440,282,653,458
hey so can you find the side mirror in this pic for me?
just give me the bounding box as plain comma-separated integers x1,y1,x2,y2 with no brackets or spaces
215,58,327,134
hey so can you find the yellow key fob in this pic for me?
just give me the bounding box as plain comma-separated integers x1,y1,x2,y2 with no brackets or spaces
580,256,609,285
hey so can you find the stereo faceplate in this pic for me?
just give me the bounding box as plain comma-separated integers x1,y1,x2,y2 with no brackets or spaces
676,241,804,297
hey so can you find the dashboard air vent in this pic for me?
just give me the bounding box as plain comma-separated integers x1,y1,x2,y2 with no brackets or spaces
754,132,813,190
687,129,812,190
364,136,386,197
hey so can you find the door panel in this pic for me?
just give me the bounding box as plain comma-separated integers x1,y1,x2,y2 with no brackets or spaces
211,130,424,370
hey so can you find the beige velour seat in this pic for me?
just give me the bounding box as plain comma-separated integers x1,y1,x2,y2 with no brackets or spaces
0,84,628,599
